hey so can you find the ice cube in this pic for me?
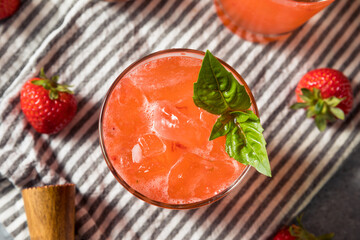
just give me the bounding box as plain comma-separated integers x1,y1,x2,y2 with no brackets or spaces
152,101,209,148
138,134,166,158
126,57,200,103
131,134,166,163
167,152,239,201
103,80,151,143
127,57,199,90
132,144,142,163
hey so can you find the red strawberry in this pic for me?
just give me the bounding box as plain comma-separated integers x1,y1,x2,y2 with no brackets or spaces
273,215,334,240
0,0,20,20
20,69,77,134
273,228,296,240
291,68,353,131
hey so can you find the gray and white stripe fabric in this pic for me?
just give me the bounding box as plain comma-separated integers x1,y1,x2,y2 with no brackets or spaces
1,0,359,239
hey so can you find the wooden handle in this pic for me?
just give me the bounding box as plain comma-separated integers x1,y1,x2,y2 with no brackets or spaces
22,184,75,240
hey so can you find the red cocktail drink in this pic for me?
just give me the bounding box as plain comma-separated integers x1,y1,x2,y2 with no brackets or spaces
214,0,334,42
99,49,258,209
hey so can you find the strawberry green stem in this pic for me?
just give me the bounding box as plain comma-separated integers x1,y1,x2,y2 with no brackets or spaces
290,88,345,131
31,68,73,100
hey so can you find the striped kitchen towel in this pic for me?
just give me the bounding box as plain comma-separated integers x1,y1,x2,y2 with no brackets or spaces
0,0,359,239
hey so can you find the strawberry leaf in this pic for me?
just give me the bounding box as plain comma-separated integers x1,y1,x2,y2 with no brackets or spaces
57,85,74,94
31,79,50,87
291,87,346,131
49,90,59,100
39,68,47,79
315,99,324,114
315,116,326,132
306,107,316,118
300,94,312,103
324,96,344,107
290,102,308,109
289,214,334,240
317,233,335,240
300,88,313,101
313,88,321,99
329,107,344,120
51,75,59,82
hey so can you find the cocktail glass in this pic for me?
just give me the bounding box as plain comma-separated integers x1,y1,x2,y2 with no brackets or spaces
214,0,335,43
99,49,258,209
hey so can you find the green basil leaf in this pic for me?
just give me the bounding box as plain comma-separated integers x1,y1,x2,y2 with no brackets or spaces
225,121,248,165
227,110,271,177
231,110,258,122
193,50,271,177
209,113,233,140
193,50,251,115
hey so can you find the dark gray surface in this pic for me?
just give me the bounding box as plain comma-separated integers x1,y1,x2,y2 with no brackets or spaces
1,145,359,239
295,142,360,240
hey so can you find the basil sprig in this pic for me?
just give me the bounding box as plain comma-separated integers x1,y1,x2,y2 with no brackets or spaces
193,50,271,177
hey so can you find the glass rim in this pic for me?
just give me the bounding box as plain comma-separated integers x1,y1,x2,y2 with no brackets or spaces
291,0,333,2
99,48,257,209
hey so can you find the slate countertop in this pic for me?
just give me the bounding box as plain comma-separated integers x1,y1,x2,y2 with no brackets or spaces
298,144,360,239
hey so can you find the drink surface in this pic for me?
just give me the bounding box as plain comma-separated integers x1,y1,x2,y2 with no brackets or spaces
102,55,246,204
216,0,334,36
